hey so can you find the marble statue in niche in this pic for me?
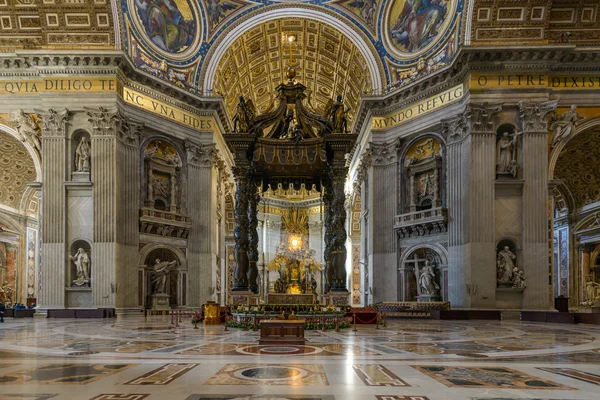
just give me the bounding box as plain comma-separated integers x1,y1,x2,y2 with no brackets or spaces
9,109,41,154
70,248,90,287
75,136,91,172
584,278,600,305
497,246,516,283
550,105,585,147
151,258,177,294
496,127,521,178
418,173,434,198
418,261,440,295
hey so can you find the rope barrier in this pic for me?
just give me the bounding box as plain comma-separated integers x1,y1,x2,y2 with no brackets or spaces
353,313,379,324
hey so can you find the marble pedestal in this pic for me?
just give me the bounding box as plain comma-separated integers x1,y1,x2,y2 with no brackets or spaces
231,291,260,306
151,293,171,311
324,291,349,306
71,172,90,182
416,294,441,302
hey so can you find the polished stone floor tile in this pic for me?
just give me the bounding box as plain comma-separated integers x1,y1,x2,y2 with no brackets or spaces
537,367,600,385
88,396,150,400
124,363,198,385
0,364,133,385
184,396,335,400
413,365,575,389
1,317,600,399
352,365,409,386
0,395,57,400
204,364,329,386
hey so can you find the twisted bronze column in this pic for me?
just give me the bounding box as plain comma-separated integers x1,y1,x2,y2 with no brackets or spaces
232,167,250,291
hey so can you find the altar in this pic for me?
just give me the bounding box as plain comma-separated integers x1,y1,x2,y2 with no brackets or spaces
267,293,315,305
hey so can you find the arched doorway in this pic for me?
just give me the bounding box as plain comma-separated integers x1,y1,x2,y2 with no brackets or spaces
398,245,448,302
0,126,40,306
550,116,600,306
139,245,187,309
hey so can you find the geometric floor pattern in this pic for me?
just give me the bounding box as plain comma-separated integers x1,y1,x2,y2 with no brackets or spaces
0,316,599,399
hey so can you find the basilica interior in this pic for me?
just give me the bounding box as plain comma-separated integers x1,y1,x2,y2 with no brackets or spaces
1,1,600,399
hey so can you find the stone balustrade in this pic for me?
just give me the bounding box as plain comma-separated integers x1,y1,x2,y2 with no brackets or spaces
394,207,447,238
139,207,192,238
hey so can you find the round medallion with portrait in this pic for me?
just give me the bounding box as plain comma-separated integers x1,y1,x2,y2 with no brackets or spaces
131,0,201,59
384,0,456,59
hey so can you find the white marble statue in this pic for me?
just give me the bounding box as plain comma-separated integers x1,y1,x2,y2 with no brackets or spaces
550,105,585,147
585,278,600,304
75,136,91,172
418,261,439,295
151,259,176,294
496,129,521,176
70,248,90,286
9,109,41,154
512,268,526,289
497,246,516,282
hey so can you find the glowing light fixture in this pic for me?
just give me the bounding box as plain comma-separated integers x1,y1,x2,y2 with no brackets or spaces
288,234,302,251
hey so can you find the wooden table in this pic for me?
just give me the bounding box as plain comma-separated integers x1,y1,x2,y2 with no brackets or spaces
259,319,306,345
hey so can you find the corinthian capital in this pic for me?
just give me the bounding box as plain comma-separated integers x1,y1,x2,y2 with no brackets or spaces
185,140,216,167
470,102,503,133
442,108,470,144
370,140,399,166
85,107,118,136
35,108,69,137
519,100,558,132
115,110,144,147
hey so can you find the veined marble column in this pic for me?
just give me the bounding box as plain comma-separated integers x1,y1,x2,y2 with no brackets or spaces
38,109,70,310
445,103,502,308
369,141,399,303
520,100,557,310
185,141,216,306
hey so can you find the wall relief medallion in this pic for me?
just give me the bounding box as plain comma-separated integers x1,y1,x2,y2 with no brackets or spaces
383,0,457,61
130,0,202,60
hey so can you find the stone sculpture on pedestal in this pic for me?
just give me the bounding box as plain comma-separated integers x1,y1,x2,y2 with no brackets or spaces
416,261,440,301
497,246,516,286
496,128,521,177
70,248,90,287
150,258,176,310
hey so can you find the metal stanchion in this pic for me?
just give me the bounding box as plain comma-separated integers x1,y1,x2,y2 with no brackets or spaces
322,313,327,332
175,311,180,328
335,316,340,332
224,315,229,331
352,312,358,333
171,311,175,325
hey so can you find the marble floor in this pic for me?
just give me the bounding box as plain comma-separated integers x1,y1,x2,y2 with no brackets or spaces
0,316,599,400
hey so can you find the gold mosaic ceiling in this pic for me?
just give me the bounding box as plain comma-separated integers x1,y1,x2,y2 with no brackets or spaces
213,18,373,132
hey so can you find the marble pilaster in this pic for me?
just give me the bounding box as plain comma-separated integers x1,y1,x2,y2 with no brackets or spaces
185,140,217,306
519,100,558,309
38,108,70,310
368,141,399,303
445,103,502,308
